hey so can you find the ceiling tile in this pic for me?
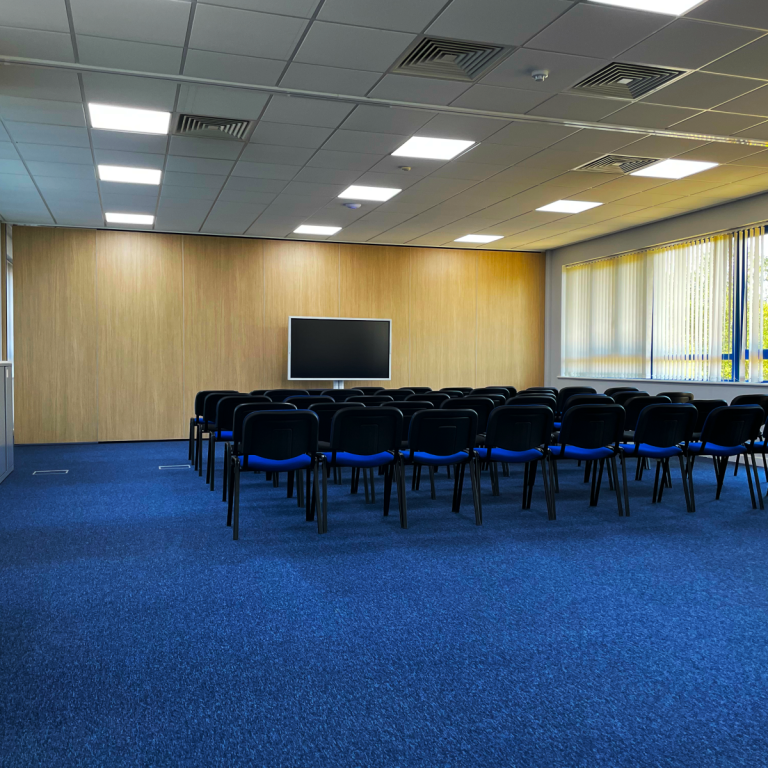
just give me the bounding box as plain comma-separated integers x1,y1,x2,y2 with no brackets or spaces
202,0,321,15
645,72,761,110
165,156,235,175
427,0,573,48
0,144,19,160
70,0,192,47
0,66,82,103
0,0,71,33
91,130,168,154
351,170,421,189
622,19,762,70
260,96,355,128
293,21,414,72
550,129,645,153
0,97,85,127
77,36,183,74
716,85,768,117
156,199,213,231
93,149,165,168
202,202,265,235
603,103,700,129
318,0,447,33
27,161,95,179
679,142,768,163
176,85,270,120
217,186,277,205
419,113,510,142
704,37,768,79
455,142,538,165
231,161,301,180
45,201,104,226
281,181,345,198
169,136,243,160
672,111,766,135
362,155,440,177
100,193,157,214
0,158,27,175
163,171,228,188
160,184,222,201
729,149,768,167
292,167,361,185
486,121,579,148
35,175,98,195
733,123,768,141
687,0,768,30
81,73,178,111
99,181,158,197
341,106,437,135
321,129,407,154
239,144,316,164
307,149,383,171
5,122,90,147
450,85,550,113
431,162,507,181
0,25,75,62
528,94,626,121
369,74,470,105
224,176,289,193
614,135,706,157
15,144,93,164
250,122,335,148
0,176,38,194
183,49,285,86
279,63,381,97
527,4,667,60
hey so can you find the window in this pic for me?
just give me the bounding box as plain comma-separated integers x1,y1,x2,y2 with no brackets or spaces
561,225,768,382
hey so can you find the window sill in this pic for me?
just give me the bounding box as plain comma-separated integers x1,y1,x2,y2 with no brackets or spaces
557,376,768,387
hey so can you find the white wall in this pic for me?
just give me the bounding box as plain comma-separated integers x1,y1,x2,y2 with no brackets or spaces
545,190,768,401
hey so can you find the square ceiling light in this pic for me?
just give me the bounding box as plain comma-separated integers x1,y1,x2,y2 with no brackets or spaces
392,137,475,160
89,103,171,135
98,165,162,185
631,159,718,179
105,212,155,225
294,225,342,236
339,185,401,202
589,0,705,15
455,235,504,243
537,200,603,214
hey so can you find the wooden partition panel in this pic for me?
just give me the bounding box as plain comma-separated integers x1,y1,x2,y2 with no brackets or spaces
476,251,546,392
97,231,184,441
340,244,410,390
13,228,98,443
182,235,264,408
263,240,339,390
1,224,6,361
409,248,478,391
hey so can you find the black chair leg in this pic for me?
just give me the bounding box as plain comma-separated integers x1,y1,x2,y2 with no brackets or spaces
610,456,623,517
678,455,692,513
306,464,313,522
297,469,304,508
383,464,393,516
287,470,294,499
369,468,376,503
744,452,757,509
397,456,408,529
189,418,195,461
363,467,370,503
749,450,764,510
470,458,482,525
548,458,557,520
552,460,560,493
715,457,728,500
652,460,662,503
584,461,591,484
223,443,229,502
734,454,740,476
209,438,218,491
320,458,328,533
451,463,460,511
226,456,235,527
232,462,241,540
526,460,537,509
429,466,436,500
688,455,697,513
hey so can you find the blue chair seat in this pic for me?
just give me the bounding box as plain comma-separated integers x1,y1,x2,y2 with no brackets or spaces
621,443,682,459
753,440,766,448
688,442,746,457
325,451,394,468
215,430,233,439
412,450,469,466
196,417,205,424
476,447,543,463
550,445,614,460
554,421,562,429
240,454,313,471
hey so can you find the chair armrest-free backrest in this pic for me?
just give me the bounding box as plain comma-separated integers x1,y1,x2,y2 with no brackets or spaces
329,407,403,455
241,411,319,460
408,409,478,455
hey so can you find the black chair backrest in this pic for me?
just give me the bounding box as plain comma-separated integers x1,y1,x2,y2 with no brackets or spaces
495,386,517,397
634,403,696,448
285,395,335,408
203,391,243,425
440,389,466,398
657,391,694,404
241,410,318,460
305,388,328,395
486,405,554,453
232,402,298,447
441,387,472,395
604,386,639,397
441,396,496,434
265,389,309,402
556,386,597,413
507,394,557,408
613,390,649,406
406,392,450,407
309,402,365,443
563,394,613,413
195,389,236,417
471,387,510,398
408,409,478,455
393,401,434,441
624,395,671,432
354,387,385,395
380,389,414,401
329,407,403,456
215,395,271,433
731,394,768,413
700,405,764,448
249,389,269,396
691,399,727,434
559,404,626,450
525,387,558,394
347,395,395,406
403,386,432,394
321,389,364,402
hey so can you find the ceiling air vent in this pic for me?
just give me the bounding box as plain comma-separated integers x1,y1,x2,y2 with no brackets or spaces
571,62,686,100
392,36,512,82
174,114,254,141
576,155,661,175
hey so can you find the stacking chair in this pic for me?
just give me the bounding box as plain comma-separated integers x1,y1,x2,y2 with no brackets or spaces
605,386,639,397
265,388,309,402
189,390,236,463
406,392,450,407
622,395,671,479
406,409,483,526
223,402,299,504
305,388,328,395
347,395,395,406
657,391,694,404
620,404,696,514
549,404,626,517
324,407,407,527
556,386,596,417
471,387,510,398
380,389,413,401
508,394,557,408
197,391,242,475
558,394,612,431
285,395,334,408
525,387,558,395
441,387,472,395
687,405,764,511
442,396,496,446
748,413,768,483
495,386,517,397
207,395,270,490
403,386,432,394
394,401,434,450
355,387,386,395
321,388,364,402
249,390,270,396
228,410,323,539
309,402,365,483
691,399,727,441
730,395,768,477
613,390,649,407
440,390,466,399
477,405,554,517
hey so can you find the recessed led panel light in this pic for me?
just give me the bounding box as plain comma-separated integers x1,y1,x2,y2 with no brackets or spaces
105,212,155,225
89,103,171,135
630,159,718,179
98,165,162,185
589,0,704,15
339,185,401,202
392,136,475,160
294,225,342,236
537,200,603,214
455,235,504,243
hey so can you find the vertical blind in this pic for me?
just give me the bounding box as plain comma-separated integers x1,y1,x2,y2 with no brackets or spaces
562,225,768,382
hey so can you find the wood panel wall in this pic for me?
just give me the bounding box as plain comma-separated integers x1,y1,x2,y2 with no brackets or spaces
13,227,545,443
1,224,6,362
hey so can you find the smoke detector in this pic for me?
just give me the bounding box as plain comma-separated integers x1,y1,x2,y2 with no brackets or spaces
343,203,362,209
532,70,549,83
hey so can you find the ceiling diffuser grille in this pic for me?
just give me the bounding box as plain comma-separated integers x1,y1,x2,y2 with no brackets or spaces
392,36,512,82
576,155,661,175
174,114,253,140
571,62,686,100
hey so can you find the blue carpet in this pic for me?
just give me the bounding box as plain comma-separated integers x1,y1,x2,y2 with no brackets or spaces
1,442,768,767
